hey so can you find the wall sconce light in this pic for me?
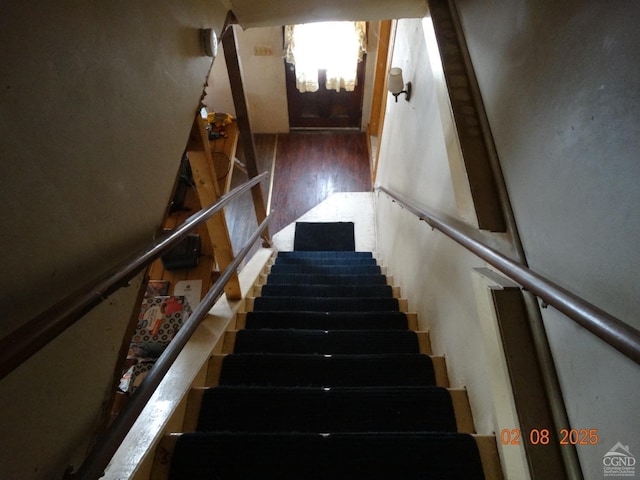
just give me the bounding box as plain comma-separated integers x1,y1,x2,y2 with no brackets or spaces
201,28,218,57
388,67,411,102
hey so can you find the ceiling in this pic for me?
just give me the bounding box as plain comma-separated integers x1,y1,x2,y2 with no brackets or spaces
223,0,428,28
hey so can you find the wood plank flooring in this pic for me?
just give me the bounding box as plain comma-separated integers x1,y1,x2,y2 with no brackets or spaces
228,131,371,249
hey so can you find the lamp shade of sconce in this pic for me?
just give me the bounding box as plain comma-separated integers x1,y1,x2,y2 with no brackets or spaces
388,67,411,102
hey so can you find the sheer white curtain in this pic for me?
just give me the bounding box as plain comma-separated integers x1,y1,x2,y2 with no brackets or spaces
285,21,367,93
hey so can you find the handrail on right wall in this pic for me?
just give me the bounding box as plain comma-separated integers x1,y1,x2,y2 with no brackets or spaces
376,185,640,365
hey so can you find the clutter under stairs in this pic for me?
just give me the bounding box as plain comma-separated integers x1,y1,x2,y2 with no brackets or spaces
149,247,504,479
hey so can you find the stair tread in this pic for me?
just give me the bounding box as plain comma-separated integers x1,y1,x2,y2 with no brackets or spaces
162,250,492,479
265,273,388,285
218,353,437,387
252,296,400,312
232,329,420,354
196,385,457,433
243,311,411,330
259,284,394,298
277,251,373,259
270,264,382,275
274,257,378,265
168,432,486,480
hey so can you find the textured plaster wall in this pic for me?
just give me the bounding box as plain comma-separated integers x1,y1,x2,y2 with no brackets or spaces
375,18,499,437
454,1,640,477
0,1,227,477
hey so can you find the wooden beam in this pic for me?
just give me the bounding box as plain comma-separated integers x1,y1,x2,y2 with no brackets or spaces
222,25,270,243
187,115,241,299
371,20,397,185
369,20,392,135
491,287,567,479
427,0,506,231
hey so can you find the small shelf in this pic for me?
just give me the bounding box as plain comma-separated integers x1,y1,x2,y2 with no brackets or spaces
209,120,239,194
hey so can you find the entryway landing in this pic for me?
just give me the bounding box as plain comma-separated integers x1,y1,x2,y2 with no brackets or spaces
272,192,375,252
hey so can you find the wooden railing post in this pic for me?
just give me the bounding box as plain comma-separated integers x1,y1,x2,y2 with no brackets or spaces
222,25,270,242
187,114,241,299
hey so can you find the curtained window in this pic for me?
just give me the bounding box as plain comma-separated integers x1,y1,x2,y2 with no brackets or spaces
285,21,367,93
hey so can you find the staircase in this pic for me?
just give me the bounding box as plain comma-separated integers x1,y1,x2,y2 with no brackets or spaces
152,250,503,479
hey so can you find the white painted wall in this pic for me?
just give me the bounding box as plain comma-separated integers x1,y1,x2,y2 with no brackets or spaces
375,17,500,439
376,4,640,478
0,1,228,477
205,26,290,133
454,1,640,477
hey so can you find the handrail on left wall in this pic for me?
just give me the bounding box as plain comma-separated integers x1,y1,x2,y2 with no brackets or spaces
0,171,269,381
70,212,272,480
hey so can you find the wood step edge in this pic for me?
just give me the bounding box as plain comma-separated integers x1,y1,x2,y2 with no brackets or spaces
474,434,505,480
415,330,432,354
406,312,418,330
448,388,476,434
432,355,449,388
222,330,237,354
180,388,205,433
235,312,247,329
150,432,503,480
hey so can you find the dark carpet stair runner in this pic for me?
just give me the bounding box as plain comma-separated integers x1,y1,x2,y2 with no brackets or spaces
163,251,495,479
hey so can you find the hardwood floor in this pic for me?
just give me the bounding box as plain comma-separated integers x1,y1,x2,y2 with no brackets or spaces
227,131,371,252
270,132,371,234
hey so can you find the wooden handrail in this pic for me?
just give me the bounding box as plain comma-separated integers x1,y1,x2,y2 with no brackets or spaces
0,172,269,381
70,213,272,479
377,185,640,365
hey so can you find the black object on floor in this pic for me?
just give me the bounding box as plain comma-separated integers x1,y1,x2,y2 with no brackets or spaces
293,222,356,251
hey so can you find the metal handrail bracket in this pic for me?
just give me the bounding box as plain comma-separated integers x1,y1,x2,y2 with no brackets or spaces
376,185,640,365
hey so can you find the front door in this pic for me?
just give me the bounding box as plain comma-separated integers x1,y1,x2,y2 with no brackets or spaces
285,60,366,129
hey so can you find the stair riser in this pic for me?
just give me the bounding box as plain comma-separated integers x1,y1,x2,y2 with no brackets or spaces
206,354,449,388
222,330,432,355
165,433,488,480
235,311,418,330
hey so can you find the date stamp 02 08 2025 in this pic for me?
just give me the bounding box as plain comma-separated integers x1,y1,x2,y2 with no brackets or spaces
500,428,600,446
